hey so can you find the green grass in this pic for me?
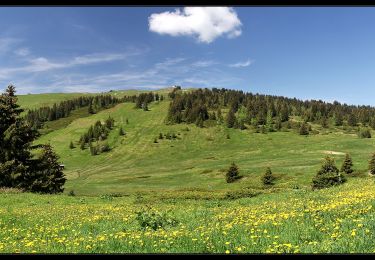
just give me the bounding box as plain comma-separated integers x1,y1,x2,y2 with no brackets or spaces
32,98,375,196
0,178,374,253
2,89,375,253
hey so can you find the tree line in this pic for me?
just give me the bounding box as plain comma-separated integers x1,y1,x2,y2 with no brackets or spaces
25,94,121,130
166,88,375,130
0,85,65,193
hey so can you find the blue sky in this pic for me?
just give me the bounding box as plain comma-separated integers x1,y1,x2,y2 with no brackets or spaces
1,7,375,105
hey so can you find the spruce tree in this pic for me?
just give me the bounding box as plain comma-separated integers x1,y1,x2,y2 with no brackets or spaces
69,141,75,149
262,167,275,185
340,153,353,175
159,133,164,139
312,156,346,189
88,101,94,114
226,162,240,183
369,153,375,175
25,144,66,194
0,85,38,188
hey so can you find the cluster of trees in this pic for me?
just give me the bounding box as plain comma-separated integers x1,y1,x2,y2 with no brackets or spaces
135,92,163,111
166,88,375,130
78,117,115,155
25,94,121,130
0,85,66,193
154,132,179,143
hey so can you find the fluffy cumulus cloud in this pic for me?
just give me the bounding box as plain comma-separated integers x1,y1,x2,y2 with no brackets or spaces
148,7,242,43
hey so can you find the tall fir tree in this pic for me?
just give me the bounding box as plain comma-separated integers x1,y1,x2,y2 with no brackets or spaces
340,153,354,175
262,167,275,185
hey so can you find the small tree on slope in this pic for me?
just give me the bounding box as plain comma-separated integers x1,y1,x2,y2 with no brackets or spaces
312,156,346,190
226,162,240,183
340,153,354,175
262,167,275,185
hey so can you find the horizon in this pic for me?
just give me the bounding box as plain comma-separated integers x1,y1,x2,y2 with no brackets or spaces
1,7,375,106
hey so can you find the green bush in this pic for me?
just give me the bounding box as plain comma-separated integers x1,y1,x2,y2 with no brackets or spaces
262,167,275,185
224,188,260,200
358,128,371,138
135,207,178,230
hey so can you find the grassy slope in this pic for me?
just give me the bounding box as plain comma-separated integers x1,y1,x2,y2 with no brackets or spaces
32,97,375,196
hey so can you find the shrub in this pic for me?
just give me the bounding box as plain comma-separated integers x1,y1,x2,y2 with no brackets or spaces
262,167,275,185
119,127,125,136
68,190,76,196
100,142,111,153
312,156,346,190
135,207,178,231
69,141,75,149
224,188,259,200
226,162,241,183
358,128,371,138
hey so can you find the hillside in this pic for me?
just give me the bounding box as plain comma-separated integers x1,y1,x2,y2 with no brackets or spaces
17,88,375,196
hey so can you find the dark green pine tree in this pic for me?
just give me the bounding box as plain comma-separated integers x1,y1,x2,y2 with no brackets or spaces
262,167,275,185
69,141,75,149
312,156,346,189
25,144,66,194
0,85,39,188
158,133,164,139
226,109,236,128
369,153,375,175
340,153,353,175
225,162,240,183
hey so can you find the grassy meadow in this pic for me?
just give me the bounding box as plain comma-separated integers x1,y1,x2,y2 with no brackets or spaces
1,89,375,253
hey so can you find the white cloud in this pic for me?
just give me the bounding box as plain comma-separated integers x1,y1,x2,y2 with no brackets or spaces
229,59,254,68
14,48,30,56
148,7,242,43
192,60,217,67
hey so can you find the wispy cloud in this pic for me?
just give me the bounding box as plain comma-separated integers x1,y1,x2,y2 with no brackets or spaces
149,7,242,43
191,60,218,67
14,47,30,57
0,37,22,55
229,59,254,68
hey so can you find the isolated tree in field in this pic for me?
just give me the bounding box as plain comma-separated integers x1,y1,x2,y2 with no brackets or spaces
119,126,125,136
340,153,354,175
153,138,158,143
369,153,375,175
158,133,163,139
312,156,346,189
262,167,275,185
69,141,75,149
226,109,236,128
25,144,66,194
299,122,309,135
226,162,241,183
126,118,129,124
